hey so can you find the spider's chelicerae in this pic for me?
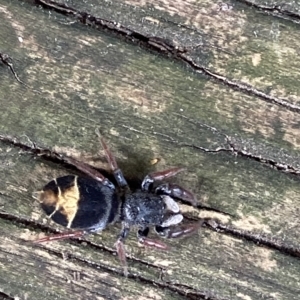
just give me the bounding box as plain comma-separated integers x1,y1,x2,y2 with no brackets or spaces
35,132,201,275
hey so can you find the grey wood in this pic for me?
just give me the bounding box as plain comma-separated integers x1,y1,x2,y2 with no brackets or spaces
0,0,300,299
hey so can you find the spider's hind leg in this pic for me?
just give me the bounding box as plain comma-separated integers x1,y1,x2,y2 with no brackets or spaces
96,129,128,189
115,224,131,276
33,230,87,243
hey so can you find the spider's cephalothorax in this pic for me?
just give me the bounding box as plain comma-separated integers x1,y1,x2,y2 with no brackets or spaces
35,131,200,275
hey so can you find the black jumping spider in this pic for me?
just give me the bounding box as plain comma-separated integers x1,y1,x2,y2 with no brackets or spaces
34,131,200,275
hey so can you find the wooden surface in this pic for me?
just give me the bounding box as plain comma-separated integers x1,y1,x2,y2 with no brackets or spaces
1,0,300,299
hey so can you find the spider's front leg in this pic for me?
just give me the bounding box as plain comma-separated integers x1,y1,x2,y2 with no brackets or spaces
141,167,185,191
155,183,197,206
155,220,204,239
141,167,197,206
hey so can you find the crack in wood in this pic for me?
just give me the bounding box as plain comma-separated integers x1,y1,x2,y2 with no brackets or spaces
1,1,299,299
156,128,300,176
1,200,300,268
0,210,167,272
175,216,300,261
31,0,300,113
83,239,167,272
1,127,300,193
0,133,231,217
235,0,300,23
39,246,228,300
0,133,78,169
0,51,25,85
1,134,300,266
0,291,15,300
172,114,300,175
0,211,225,299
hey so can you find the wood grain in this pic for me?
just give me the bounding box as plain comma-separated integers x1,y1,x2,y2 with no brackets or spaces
0,0,300,299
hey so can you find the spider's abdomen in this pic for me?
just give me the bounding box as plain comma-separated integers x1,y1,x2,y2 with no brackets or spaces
122,191,165,226
39,175,119,231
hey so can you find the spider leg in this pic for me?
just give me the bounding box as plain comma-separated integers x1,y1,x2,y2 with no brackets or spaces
115,224,130,276
141,167,185,191
156,183,197,206
155,220,203,239
33,230,86,243
137,227,169,250
64,157,115,189
114,239,128,276
95,130,128,188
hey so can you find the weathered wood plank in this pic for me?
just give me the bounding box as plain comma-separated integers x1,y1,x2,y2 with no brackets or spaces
0,0,300,299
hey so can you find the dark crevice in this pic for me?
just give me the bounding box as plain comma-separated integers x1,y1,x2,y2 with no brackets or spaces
80,239,166,271
0,210,225,300
176,55,300,113
2,123,300,184
178,216,300,259
41,247,228,300
2,208,299,298
1,204,300,265
202,218,300,259
0,210,164,272
0,133,109,177
1,131,299,269
235,0,300,23
171,114,300,176
0,133,230,216
0,133,68,164
122,122,300,176
29,0,300,113
2,120,300,186
0,292,15,300
0,52,25,85
0,51,41,93
185,139,300,175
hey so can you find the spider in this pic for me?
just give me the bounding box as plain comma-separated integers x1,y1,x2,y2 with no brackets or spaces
34,131,201,275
